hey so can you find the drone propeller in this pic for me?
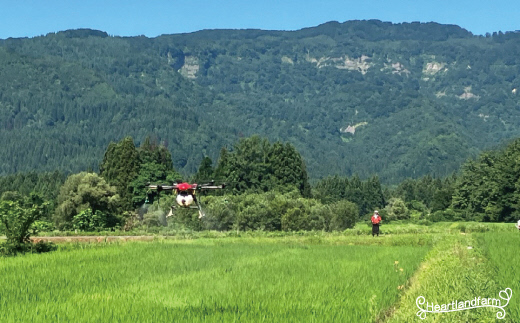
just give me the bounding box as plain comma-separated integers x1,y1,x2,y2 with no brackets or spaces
147,184,177,191
145,182,178,204
196,180,226,190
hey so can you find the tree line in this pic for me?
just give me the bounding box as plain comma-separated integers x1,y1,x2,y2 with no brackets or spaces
1,135,520,245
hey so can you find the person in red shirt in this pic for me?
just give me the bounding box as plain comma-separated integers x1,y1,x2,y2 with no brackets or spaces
371,210,382,237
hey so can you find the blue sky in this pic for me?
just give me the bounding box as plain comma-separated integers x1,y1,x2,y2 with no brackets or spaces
2,0,519,39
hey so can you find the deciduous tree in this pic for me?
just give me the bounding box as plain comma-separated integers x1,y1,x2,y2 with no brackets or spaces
54,172,119,229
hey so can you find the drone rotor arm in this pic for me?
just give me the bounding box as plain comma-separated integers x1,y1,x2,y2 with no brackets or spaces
198,185,225,190
147,184,177,191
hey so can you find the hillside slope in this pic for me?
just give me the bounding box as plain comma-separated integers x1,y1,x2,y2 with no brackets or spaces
1,20,520,182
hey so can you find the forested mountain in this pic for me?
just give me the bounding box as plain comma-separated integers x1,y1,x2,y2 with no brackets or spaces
2,20,520,183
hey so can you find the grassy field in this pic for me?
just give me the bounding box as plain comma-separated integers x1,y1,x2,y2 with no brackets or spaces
476,232,520,321
28,221,515,238
0,223,518,322
0,235,429,322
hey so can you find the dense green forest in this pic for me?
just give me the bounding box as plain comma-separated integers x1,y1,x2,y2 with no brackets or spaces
2,134,520,239
1,21,520,182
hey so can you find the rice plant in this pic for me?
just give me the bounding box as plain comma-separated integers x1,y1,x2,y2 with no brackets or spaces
0,237,429,322
476,232,520,322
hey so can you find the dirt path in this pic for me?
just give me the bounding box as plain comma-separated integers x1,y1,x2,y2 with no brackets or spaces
30,236,156,243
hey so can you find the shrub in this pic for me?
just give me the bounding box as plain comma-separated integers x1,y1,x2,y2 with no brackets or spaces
31,220,55,233
408,200,427,212
442,208,459,221
202,197,235,231
385,198,410,221
282,207,306,231
72,209,118,232
31,240,57,253
308,204,331,231
429,210,445,222
329,200,358,231
54,172,120,229
417,219,432,226
155,191,359,232
0,194,49,256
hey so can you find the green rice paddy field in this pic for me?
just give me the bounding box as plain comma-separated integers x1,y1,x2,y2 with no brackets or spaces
0,223,518,322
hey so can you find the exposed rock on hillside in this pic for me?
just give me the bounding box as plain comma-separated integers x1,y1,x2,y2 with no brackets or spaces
179,56,199,79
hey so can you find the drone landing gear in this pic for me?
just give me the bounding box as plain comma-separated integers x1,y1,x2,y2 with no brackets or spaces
167,203,205,219
196,202,205,219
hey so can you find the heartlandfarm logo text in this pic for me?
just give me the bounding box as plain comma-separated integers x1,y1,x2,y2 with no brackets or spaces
415,288,512,320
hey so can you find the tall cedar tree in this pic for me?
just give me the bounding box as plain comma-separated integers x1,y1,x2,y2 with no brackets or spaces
99,137,140,210
130,138,181,206
100,136,180,208
216,136,311,196
214,147,230,182
138,137,174,170
193,157,215,182
269,142,311,197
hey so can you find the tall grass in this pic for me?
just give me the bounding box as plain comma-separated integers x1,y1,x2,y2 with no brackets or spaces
0,237,428,322
476,232,520,321
30,221,515,238
386,234,508,323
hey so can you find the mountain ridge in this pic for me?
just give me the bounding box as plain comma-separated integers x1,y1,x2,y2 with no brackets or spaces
1,20,519,183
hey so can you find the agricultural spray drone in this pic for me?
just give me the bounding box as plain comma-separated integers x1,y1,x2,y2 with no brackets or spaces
146,181,225,218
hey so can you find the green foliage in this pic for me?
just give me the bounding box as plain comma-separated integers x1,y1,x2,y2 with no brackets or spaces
452,138,520,222
217,136,311,196
137,136,175,170
214,147,230,182
99,137,140,210
130,161,181,206
4,21,519,184
193,156,214,182
166,190,355,232
0,191,25,203
429,210,446,222
313,175,349,203
0,172,65,216
31,220,55,233
268,142,312,197
222,136,271,193
200,196,235,230
313,175,385,215
389,174,457,216
329,200,358,231
384,198,410,221
0,193,49,255
72,208,117,232
101,136,181,209
54,172,119,229
408,200,426,213
0,238,429,322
